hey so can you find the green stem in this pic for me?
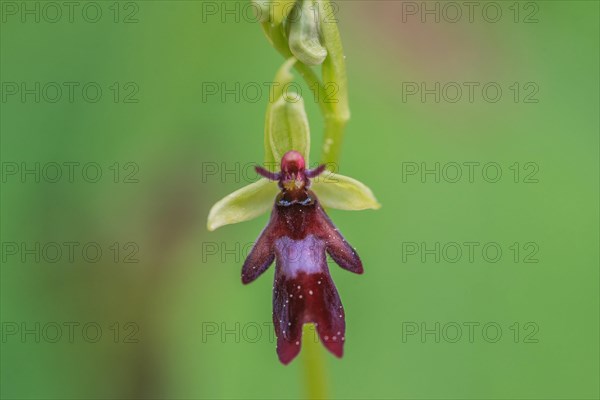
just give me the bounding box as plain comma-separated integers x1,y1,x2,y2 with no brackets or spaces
260,4,352,396
317,0,350,165
302,324,328,399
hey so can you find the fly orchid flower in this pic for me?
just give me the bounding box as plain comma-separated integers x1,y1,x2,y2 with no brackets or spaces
207,58,379,364
244,150,364,364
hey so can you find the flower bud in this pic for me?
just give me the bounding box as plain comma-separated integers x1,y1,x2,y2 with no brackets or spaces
287,0,328,66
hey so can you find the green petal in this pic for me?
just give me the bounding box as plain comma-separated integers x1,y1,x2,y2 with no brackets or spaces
264,57,298,169
312,172,381,210
264,58,311,169
207,179,279,231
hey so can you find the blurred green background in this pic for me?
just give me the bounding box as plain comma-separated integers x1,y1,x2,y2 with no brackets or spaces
1,1,598,399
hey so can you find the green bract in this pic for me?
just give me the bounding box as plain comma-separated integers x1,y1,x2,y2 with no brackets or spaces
206,58,379,231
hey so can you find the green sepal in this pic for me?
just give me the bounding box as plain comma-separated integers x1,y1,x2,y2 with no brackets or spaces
312,172,381,210
207,178,279,231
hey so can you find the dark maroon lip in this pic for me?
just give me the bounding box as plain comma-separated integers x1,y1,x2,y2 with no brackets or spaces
273,271,345,365
242,151,363,364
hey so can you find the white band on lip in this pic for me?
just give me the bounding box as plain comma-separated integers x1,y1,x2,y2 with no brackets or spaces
275,235,327,278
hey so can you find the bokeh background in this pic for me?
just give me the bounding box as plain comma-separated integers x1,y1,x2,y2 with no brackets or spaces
1,1,598,399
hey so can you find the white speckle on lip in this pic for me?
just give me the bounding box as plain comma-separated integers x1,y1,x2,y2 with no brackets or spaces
295,341,300,345
309,290,313,295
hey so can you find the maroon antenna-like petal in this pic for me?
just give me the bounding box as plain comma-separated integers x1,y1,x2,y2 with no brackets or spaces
241,215,276,284
305,164,326,179
255,166,280,181
315,206,363,274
